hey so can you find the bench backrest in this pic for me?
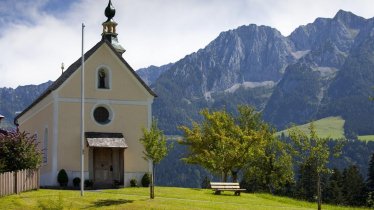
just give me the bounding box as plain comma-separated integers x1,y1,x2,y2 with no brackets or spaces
210,182,241,189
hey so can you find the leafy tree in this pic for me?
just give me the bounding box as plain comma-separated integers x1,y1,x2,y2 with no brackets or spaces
140,119,171,199
179,107,261,182
0,131,42,172
342,165,367,206
244,124,294,194
288,123,343,210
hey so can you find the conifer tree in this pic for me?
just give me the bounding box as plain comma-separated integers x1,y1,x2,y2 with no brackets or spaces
342,165,366,206
325,168,343,204
367,153,374,192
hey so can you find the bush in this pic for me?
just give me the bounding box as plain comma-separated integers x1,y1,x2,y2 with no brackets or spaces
57,169,68,187
130,178,138,187
0,131,42,172
84,179,94,188
141,173,151,187
73,177,80,188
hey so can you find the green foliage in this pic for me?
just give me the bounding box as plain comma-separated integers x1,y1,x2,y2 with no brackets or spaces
179,105,292,186
288,122,343,209
130,178,138,187
141,173,151,187
179,106,261,181
367,153,374,192
325,168,344,204
57,169,68,187
140,119,170,164
0,131,42,172
73,177,80,188
342,165,367,206
140,119,171,198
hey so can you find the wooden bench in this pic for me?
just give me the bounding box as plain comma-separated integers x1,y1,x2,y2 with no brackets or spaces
210,182,246,196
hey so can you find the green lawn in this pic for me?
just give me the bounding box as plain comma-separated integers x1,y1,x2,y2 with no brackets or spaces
357,135,374,142
278,116,346,139
0,187,370,210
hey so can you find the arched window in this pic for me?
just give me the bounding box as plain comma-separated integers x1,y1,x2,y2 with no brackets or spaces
97,68,110,89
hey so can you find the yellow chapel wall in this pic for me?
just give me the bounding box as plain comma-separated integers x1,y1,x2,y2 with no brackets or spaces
56,43,152,185
16,93,54,185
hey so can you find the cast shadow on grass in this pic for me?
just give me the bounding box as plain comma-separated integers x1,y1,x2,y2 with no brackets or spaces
90,199,134,207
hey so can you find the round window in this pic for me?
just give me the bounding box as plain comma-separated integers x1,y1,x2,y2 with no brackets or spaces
93,106,110,124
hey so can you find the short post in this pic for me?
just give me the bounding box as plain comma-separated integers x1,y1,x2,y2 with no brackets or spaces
14,171,18,194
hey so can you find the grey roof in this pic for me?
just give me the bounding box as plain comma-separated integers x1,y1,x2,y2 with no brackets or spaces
0,114,4,119
85,132,128,148
14,40,156,125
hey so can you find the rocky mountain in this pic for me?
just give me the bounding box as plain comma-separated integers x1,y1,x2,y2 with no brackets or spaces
263,10,374,134
0,81,53,128
1,10,374,137
136,63,173,86
149,10,374,135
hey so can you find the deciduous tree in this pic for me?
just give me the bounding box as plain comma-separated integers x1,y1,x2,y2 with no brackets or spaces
140,119,171,199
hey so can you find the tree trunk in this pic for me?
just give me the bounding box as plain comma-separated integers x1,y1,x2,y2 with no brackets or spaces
231,170,238,182
150,164,155,199
223,171,228,182
317,173,321,210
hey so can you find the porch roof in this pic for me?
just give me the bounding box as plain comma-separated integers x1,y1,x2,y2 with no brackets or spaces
85,132,128,148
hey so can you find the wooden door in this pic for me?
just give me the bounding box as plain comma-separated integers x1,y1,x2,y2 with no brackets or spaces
94,148,113,185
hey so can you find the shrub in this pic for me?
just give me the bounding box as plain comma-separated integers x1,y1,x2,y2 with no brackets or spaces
130,178,138,187
0,131,42,172
57,169,68,187
84,179,94,188
141,173,151,187
73,177,80,188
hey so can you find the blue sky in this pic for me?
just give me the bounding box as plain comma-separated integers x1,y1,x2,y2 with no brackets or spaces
1,0,374,88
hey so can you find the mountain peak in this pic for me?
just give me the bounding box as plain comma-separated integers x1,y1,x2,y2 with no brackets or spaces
333,9,365,24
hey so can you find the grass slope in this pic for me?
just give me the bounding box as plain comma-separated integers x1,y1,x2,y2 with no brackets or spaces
278,116,345,139
0,187,370,210
358,135,374,142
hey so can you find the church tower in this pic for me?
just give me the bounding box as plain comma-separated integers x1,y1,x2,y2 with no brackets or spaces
101,0,125,55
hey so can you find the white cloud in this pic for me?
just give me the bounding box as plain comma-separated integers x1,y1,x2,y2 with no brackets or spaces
1,0,374,88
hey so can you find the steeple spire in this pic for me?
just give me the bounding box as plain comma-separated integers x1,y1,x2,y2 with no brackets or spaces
102,0,125,55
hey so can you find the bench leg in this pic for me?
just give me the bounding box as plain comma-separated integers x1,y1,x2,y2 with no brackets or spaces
214,190,221,195
235,191,240,196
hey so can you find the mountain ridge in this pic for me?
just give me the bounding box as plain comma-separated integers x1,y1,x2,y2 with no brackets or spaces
1,10,374,137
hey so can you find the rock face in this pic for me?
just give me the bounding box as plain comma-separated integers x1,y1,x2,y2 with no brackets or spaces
148,10,374,135
0,81,52,128
136,63,173,86
2,10,374,136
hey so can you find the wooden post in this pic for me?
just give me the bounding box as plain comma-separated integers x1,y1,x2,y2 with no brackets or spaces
317,174,321,210
14,170,18,194
151,164,155,199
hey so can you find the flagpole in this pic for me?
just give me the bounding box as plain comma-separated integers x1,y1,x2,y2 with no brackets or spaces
80,23,85,196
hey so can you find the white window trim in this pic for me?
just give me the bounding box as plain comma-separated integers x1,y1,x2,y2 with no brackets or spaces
95,65,112,90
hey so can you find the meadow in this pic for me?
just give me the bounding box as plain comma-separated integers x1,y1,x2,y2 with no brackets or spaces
0,187,370,210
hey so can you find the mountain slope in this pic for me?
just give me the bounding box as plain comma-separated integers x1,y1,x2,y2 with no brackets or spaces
0,81,53,128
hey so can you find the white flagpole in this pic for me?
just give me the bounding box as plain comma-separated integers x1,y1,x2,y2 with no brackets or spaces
80,23,85,196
